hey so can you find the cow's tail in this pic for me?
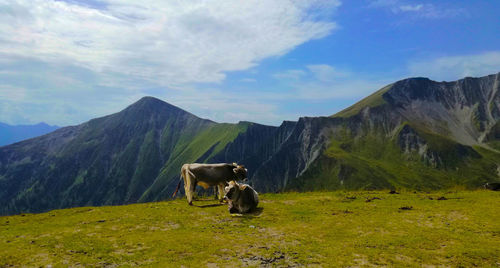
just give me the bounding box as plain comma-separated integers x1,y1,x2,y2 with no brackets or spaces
172,175,183,198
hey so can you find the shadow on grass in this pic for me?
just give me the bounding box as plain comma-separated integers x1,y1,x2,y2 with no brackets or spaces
191,200,264,217
194,203,225,208
230,207,264,217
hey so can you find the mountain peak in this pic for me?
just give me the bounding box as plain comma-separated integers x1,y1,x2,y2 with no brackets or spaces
128,96,175,109
123,96,191,117
333,72,500,119
111,96,216,127
136,96,164,104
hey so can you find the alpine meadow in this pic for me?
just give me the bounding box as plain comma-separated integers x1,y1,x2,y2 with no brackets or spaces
1,0,499,267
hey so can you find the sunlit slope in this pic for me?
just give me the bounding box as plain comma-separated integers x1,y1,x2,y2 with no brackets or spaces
1,191,499,267
138,122,251,202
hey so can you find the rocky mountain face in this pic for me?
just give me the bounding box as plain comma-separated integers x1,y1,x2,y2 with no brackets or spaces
257,73,500,191
385,76,499,146
1,74,499,215
0,122,59,146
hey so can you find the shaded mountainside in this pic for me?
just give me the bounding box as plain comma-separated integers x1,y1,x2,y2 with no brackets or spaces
0,97,242,214
1,74,500,215
0,122,59,146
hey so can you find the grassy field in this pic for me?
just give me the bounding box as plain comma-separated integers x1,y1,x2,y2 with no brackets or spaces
1,190,499,267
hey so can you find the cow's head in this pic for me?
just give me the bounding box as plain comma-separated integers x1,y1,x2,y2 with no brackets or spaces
232,164,248,181
224,181,238,200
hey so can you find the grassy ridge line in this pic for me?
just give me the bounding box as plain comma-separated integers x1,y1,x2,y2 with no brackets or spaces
1,191,498,267
333,84,392,118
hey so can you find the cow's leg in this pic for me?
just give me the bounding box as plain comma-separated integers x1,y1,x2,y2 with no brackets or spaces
217,184,225,202
213,186,218,200
184,169,194,205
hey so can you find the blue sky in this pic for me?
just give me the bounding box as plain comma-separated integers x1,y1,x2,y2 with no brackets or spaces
1,0,499,126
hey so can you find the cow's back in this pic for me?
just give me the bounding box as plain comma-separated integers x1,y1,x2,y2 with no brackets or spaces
189,163,233,184
239,186,259,213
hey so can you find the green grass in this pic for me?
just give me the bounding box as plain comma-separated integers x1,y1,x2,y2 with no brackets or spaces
1,191,499,267
288,123,500,192
333,84,392,118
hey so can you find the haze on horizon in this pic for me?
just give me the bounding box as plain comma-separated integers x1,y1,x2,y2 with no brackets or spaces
1,0,499,127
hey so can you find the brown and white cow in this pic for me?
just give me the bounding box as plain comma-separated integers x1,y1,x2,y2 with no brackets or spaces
172,163,247,205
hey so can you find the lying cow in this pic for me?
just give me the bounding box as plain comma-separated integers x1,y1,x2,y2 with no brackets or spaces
484,182,500,191
172,163,248,205
224,181,259,214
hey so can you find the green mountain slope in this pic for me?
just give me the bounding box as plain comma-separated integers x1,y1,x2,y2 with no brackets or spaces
0,97,252,215
1,73,499,216
138,122,251,202
288,125,499,191
334,84,392,118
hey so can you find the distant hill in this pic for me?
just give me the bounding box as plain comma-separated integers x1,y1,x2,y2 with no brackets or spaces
0,122,59,146
1,73,499,215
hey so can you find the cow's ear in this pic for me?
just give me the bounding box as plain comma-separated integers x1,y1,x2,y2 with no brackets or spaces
245,168,248,173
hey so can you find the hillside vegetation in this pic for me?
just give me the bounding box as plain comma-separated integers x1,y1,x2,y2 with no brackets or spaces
1,73,499,215
1,191,499,267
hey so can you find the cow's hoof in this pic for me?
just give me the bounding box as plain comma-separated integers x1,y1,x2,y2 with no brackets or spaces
188,202,193,206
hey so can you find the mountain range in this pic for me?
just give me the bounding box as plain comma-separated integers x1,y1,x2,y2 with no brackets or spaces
0,122,59,147
1,73,499,215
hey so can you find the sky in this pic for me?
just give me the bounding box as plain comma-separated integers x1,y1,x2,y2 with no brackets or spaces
0,0,499,127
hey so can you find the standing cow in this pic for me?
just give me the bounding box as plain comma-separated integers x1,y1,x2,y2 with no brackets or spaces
172,163,248,205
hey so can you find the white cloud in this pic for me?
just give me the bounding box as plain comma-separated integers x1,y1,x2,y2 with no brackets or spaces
273,69,307,81
0,0,340,86
408,51,500,81
240,78,257,83
368,0,467,19
306,64,350,82
368,0,399,8
399,4,423,12
0,0,341,125
273,64,390,100
0,85,26,101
